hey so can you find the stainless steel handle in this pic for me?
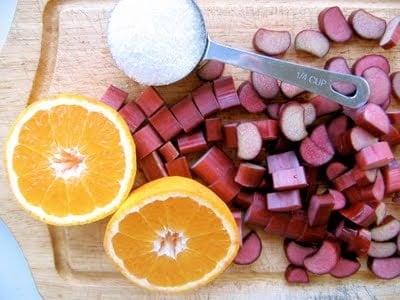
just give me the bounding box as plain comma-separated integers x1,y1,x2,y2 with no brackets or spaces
203,39,370,108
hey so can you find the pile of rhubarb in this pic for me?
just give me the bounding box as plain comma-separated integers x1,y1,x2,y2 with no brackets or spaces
101,6,400,283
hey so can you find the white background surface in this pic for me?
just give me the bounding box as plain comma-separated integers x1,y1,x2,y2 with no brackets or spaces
0,0,18,50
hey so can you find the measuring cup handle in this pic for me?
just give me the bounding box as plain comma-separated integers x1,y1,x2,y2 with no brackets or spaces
203,40,370,108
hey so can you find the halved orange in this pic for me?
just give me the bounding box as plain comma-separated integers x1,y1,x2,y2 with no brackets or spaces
4,94,136,225
103,176,240,292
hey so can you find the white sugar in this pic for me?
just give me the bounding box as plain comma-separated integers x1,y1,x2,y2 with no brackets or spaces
108,0,207,86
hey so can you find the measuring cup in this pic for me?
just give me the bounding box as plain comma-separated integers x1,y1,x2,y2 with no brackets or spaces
108,0,370,108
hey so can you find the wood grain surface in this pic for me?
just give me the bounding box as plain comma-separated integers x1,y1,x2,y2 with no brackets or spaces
1,0,400,298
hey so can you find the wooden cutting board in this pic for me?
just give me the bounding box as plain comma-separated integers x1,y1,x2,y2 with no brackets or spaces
1,0,400,298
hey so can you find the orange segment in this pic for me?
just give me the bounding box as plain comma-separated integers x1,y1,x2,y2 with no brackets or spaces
104,176,240,293
5,94,136,225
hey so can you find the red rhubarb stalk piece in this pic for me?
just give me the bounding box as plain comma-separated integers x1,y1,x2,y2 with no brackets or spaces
279,102,308,142
368,241,397,258
213,76,240,110
301,103,316,126
191,82,220,117
251,119,279,141
251,72,280,99
355,141,394,170
118,101,146,133
197,60,225,81
328,115,350,151
307,194,334,227
285,210,308,240
148,106,182,141
318,6,352,43
339,202,377,227
232,210,243,246
205,117,223,142
223,123,238,148
234,231,262,265
236,122,262,160
272,167,308,191
335,220,358,244
297,224,328,243
326,162,348,181
264,213,292,236
391,72,400,99
330,257,361,278
371,215,400,242
368,257,400,279
285,265,309,283
170,95,204,133
135,86,165,117
300,137,333,167
133,124,163,159
354,103,391,136
253,28,291,56
383,160,400,194
375,202,387,226
280,82,305,99
303,240,340,275
140,151,168,181
328,189,346,210
266,189,302,212
333,169,357,191
352,54,391,76
177,131,208,155
234,191,254,209
380,125,400,146
237,81,267,113
158,141,179,162
349,9,387,40
380,16,400,49
362,66,392,106
101,85,128,110
165,156,192,178
234,163,266,188
284,240,317,267
309,95,341,117
267,150,300,174
266,103,282,120
208,168,241,203
325,56,356,95
295,29,330,58
244,193,271,227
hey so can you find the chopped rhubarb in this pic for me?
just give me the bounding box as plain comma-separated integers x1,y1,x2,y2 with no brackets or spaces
177,130,208,155
266,189,302,212
354,103,390,136
232,210,243,246
140,151,167,181
158,141,179,162
251,119,279,141
234,162,266,188
285,265,309,283
165,156,192,178
213,76,240,110
192,82,220,117
148,106,182,141
237,81,267,113
352,54,391,76
307,194,334,227
234,191,254,209
135,86,165,117
383,160,400,194
234,231,262,265
347,228,371,257
236,122,262,160
284,210,308,240
101,85,128,110
170,95,204,133
340,202,377,227
264,212,292,236
272,166,308,191
267,151,300,174
244,193,271,226
355,141,394,170
328,189,346,210
133,124,163,159
208,168,241,203
284,240,317,267
223,123,238,148
380,126,400,146
280,82,305,98
309,95,341,117
251,72,280,100
326,161,348,181
333,169,357,191
205,117,223,142
118,101,146,133
197,60,225,81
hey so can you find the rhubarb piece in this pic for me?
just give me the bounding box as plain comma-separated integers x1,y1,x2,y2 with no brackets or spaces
339,202,376,227
266,190,302,212
352,229,371,256
236,122,262,160
223,123,238,148
351,167,378,186
272,167,307,191
267,151,300,174
307,194,334,227
328,115,350,150
388,111,400,125
326,162,348,181
253,28,291,56
100,85,128,110
375,202,387,226
333,170,357,191
234,231,262,265
328,189,346,210
383,160,400,193
234,191,254,209
330,257,361,278
279,102,308,142
335,221,358,244
251,72,280,99
285,265,309,283
177,131,208,155
368,241,397,258
191,146,234,185
325,56,356,95
368,257,400,279
345,170,384,205
285,210,308,240
133,124,163,159
284,240,317,267
300,137,333,167
352,54,391,76
310,124,334,154
135,86,164,117
380,16,400,49
170,95,204,133
280,82,305,99
362,67,391,106
237,81,267,113
158,141,179,162
148,106,182,141
318,7,353,43
266,103,282,119
295,29,330,58
309,95,341,117
192,82,220,117
371,215,400,242
297,224,327,243
301,103,316,126
349,9,386,40
165,156,192,178
338,127,378,156
208,168,241,203
140,151,167,181
244,193,271,226
264,212,291,236
304,240,340,275
381,125,400,146
355,141,394,170
392,72,400,99
252,119,279,141
234,163,266,188
205,117,223,142
213,76,240,110
354,103,390,136
118,101,146,133
232,210,243,246
197,60,225,81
